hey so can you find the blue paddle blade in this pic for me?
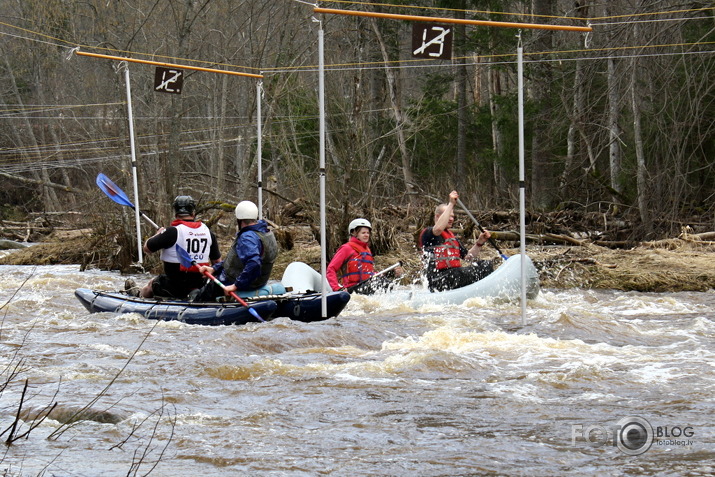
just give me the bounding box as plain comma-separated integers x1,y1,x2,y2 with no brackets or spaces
174,244,195,269
248,307,263,321
96,173,135,208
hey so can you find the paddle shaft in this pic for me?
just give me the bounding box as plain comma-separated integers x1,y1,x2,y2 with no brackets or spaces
134,209,159,230
199,268,265,322
456,198,508,260
372,261,402,279
347,261,401,293
174,244,265,322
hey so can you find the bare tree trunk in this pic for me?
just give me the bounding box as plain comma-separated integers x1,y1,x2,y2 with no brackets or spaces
47,126,77,208
2,56,59,211
607,55,623,201
216,74,229,198
235,134,249,199
160,0,215,204
630,20,652,236
529,0,555,210
605,5,623,203
370,18,418,203
488,67,504,188
455,4,467,190
563,1,590,189
36,85,76,207
564,61,581,187
486,47,505,194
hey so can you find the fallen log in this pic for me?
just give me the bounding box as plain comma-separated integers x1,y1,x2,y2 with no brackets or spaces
491,230,585,246
543,233,586,246
687,231,715,241
0,171,86,194
0,239,28,250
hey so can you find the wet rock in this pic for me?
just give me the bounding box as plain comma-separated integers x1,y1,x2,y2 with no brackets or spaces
20,405,126,425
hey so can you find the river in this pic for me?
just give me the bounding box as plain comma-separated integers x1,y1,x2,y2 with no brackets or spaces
1,263,713,476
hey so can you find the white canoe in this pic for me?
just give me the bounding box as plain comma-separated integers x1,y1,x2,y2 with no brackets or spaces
394,254,540,307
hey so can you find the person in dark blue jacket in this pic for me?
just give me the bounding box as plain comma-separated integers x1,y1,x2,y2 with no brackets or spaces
190,201,278,302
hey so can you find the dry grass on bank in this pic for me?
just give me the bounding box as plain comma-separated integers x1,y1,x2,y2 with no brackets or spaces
528,240,715,292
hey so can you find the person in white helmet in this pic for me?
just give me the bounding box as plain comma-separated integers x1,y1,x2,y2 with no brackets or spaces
190,200,278,302
326,218,402,294
126,195,221,298
418,190,493,292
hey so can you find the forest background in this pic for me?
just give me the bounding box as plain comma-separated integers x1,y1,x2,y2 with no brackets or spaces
0,0,714,281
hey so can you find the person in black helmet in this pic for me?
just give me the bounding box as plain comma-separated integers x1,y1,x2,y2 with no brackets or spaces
126,195,221,299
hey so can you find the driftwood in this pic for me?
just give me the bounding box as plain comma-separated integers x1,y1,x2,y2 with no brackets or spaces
491,230,586,246
490,229,715,250
0,171,86,194
278,196,304,219
685,231,715,241
1,213,91,242
0,239,28,250
1,221,42,242
1,224,55,233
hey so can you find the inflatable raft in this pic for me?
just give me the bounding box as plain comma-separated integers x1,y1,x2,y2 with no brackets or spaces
74,262,351,326
394,254,540,307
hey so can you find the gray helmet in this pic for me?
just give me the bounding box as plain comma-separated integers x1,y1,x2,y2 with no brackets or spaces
173,195,196,216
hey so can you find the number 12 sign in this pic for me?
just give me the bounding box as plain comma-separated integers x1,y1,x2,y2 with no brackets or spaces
154,67,184,94
412,23,453,60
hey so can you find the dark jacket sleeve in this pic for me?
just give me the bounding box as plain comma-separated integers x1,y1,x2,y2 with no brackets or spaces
145,227,178,253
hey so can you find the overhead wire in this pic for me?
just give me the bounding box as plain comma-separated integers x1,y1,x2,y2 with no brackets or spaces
0,19,261,74
0,10,712,74
324,0,589,22
1,121,358,175
263,40,715,75
0,5,712,174
0,100,379,172
321,0,714,23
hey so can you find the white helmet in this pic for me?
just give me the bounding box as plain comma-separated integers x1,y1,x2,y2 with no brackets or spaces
348,218,372,234
235,201,259,220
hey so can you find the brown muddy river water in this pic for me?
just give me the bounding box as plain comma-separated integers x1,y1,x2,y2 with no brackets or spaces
1,263,713,476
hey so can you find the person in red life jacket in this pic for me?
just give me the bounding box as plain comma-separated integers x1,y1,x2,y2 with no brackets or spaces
126,196,221,298
190,200,279,302
326,218,402,295
418,190,494,292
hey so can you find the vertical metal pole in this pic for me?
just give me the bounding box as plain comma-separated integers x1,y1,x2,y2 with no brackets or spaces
256,81,263,219
318,23,327,318
123,64,143,264
517,35,526,325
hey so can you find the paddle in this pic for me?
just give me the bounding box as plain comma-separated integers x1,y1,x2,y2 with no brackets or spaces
96,173,159,229
346,261,402,293
456,198,508,260
174,244,265,322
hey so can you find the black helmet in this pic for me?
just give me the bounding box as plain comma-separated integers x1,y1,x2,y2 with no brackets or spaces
173,195,196,216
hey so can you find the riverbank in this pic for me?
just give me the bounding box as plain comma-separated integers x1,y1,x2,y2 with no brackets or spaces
2,227,715,292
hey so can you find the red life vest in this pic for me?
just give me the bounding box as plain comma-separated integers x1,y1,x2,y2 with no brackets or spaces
339,240,375,288
421,229,462,270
